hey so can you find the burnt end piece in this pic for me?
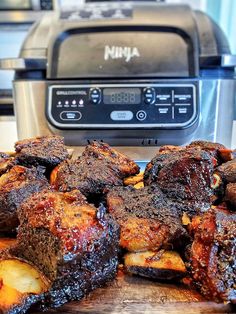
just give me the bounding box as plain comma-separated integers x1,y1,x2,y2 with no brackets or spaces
82,141,140,177
225,183,236,208
52,141,139,197
0,153,16,176
144,148,214,216
52,157,124,197
190,208,236,303
16,189,120,310
217,159,236,183
106,185,188,252
187,140,231,164
15,136,69,169
0,166,49,233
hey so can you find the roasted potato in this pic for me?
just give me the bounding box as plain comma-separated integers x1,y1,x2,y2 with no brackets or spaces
124,250,187,280
123,172,144,186
0,257,50,313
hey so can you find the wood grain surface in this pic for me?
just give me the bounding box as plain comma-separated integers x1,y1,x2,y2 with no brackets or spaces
32,270,236,314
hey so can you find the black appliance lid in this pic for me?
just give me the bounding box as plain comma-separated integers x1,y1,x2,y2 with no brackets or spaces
1,2,235,77
47,3,200,79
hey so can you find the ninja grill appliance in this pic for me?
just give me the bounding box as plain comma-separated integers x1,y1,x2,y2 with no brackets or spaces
1,2,235,160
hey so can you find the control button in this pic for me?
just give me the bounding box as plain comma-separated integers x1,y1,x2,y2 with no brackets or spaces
178,108,188,114
158,108,169,114
89,88,101,104
143,87,155,104
60,111,82,121
110,111,133,121
136,110,147,121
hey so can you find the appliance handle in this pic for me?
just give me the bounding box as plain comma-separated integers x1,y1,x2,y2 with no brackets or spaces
0,58,46,70
222,54,236,67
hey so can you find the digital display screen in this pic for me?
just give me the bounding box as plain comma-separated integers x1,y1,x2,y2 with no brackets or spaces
103,88,141,105
0,0,31,10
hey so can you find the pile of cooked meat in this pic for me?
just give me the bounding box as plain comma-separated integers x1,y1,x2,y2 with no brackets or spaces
0,136,235,313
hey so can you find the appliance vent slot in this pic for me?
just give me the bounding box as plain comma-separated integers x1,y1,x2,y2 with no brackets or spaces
141,139,159,146
87,139,104,145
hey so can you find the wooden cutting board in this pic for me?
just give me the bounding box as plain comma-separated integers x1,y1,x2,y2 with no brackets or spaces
33,270,236,314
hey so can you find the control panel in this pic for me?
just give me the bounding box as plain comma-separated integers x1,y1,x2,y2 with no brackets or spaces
47,83,198,129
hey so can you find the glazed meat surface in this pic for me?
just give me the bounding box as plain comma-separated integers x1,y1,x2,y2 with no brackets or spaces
190,207,236,303
15,135,69,169
106,185,188,252
187,140,232,164
82,141,139,177
144,148,214,215
225,183,236,208
217,159,236,183
51,142,139,197
15,189,119,309
0,152,15,176
0,165,49,233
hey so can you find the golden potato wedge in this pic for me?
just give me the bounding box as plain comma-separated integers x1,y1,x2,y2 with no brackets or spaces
0,258,50,313
124,250,186,280
0,238,17,251
123,172,144,186
133,181,144,189
182,212,191,226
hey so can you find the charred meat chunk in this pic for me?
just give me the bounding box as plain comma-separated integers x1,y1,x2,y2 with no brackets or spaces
217,159,236,183
0,152,15,176
15,135,69,170
15,189,119,309
82,141,139,177
144,149,214,215
106,185,188,252
158,145,184,155
190,207,236,303
0,165,48,233
225,183,236,208
187,140,232,164
51,157,124,197
51,142,139,197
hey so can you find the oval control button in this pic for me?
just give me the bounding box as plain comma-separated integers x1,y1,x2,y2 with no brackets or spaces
110,111,133,121
60,111,82,121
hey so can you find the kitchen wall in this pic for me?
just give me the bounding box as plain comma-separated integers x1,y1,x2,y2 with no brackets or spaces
167,0,236,146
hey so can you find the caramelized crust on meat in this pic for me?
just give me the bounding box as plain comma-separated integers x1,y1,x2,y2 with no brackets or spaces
190,207,236,303
217,159,236,183
144,148,214,215
15,135,69,169
51,142,139,197
0,153,15,176
17,188,119,276
106,185,188,252
51,157,124,196
158,145,184,154
15,189,119,310
225,183,236,208
0,166,49,233
187,140,232,164
82,141,140,177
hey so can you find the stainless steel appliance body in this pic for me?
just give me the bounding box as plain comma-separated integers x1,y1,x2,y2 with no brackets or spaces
1,2,235,159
